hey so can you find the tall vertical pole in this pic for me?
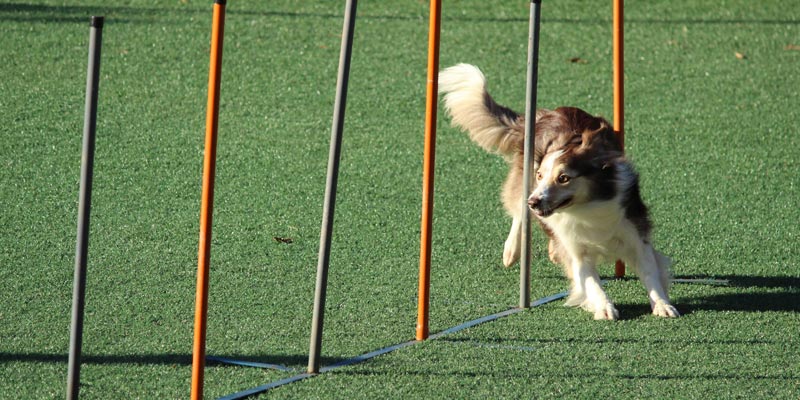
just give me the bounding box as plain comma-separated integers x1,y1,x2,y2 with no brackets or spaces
308,0,358,374
66,15,104,400
191,1,226,398
520,0,542,309
613,0,625,278
416,0,442,341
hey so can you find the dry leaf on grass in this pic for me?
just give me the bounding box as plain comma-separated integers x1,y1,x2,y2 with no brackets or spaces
273,236,293,244
785,44,800,51
735,52,747,59
569,57,588,64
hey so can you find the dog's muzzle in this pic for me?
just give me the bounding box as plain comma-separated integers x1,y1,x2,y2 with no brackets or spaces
528,195,571,218
528,196,550,217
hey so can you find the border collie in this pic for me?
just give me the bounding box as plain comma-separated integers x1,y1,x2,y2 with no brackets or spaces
438,64,679,320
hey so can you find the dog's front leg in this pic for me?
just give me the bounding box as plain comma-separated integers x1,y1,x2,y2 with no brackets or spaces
632,245,680,318
571,259,618,320
502,215,522,267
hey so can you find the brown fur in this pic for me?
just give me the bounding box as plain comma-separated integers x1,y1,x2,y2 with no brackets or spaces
439,64,678,319
501,107,621,264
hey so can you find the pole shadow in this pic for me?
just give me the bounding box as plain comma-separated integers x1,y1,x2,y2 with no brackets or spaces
0,352,344,369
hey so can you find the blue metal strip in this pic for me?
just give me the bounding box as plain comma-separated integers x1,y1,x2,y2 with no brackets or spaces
206,356,293,372
217,278,726,399
319,340,418,372
530,290,569,307
673,278,730,286
215,289,568,399
429,308,524,340
216,374,314,400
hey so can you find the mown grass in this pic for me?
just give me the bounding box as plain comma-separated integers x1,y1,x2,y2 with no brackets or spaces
0,0,798,398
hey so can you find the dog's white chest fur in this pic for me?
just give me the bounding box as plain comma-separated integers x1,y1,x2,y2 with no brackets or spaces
542,199,633,262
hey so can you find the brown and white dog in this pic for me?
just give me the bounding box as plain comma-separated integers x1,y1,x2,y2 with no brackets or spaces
439,64,679,320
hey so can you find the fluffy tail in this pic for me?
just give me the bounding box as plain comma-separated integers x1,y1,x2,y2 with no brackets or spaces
438,64,525,156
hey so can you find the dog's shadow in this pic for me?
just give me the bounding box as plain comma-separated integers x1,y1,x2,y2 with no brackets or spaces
611,275,800,318
680,275,800,314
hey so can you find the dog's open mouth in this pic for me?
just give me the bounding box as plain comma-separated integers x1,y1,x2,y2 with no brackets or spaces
532,197,573,218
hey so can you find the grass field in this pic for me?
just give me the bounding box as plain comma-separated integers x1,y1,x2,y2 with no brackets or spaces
1,0,799,398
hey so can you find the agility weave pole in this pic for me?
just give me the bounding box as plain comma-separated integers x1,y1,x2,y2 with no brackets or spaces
197,0,362,381
416,0,442,342
191,0,226,399
613,0,626,278
66,15,104,400
418,0,542,332
520,0,542,309
307,0,358,375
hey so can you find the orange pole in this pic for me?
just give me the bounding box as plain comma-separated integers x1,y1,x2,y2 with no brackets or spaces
191,0,226,398
613,0,625,278
416,0,442,341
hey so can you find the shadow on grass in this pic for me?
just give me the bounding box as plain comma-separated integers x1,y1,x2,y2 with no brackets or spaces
334,365,798,382
441,335,778,348
0,3,147,24
678,274,800,314
0,352,342,369
606,274,800,318
2,3,800,26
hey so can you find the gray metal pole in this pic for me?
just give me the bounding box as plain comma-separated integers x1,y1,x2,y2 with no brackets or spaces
520,0,541,309
67,15,104,400
308,0,357,374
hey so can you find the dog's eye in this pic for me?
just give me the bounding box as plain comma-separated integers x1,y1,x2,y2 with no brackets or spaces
557,174,571,184
536,172,543,181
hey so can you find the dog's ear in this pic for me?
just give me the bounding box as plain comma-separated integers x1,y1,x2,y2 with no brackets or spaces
549,107,620,152
576,125,624,171
576,110,622,155
555,107,605,133
581,127,621,152
534,108,583,164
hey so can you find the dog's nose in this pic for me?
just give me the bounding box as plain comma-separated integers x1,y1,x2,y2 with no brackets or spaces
528,196,540,210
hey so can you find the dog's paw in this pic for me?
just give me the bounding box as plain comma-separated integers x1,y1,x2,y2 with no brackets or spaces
593,303,619,321
652,301,680,318
502,242,520,267
564,290,586,308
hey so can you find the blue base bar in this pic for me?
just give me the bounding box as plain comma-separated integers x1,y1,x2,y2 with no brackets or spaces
429,307,525,340
531,290,569,307
215,278,725,398
216,374,314,400
673,278,730,286
206,356,292,372
320,340,418,373
215,289,568,399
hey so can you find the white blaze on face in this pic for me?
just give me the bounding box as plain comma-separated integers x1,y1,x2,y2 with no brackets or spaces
528,149,586,217
531,150,564,200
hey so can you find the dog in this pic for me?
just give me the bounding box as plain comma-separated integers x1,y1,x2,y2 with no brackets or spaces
438,63,679,320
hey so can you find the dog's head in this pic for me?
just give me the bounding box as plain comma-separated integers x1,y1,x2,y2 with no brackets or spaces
528,108,622,218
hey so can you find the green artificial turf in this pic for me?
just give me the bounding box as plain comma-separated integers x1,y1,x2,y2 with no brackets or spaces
1,0,799,398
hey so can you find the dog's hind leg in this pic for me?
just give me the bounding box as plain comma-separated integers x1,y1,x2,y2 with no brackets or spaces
630,244,680,318
502,215,521,267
